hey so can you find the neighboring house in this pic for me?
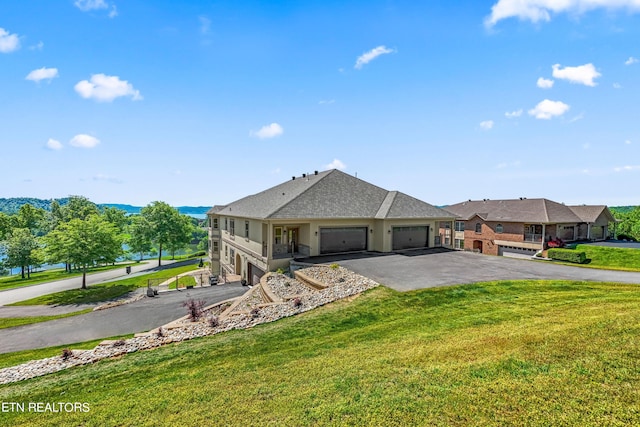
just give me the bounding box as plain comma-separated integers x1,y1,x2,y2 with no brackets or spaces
208,169,456,284
446,198,615,257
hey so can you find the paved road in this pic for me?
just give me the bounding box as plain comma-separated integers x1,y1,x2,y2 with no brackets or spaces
0,283,249,354
0,259,192,306
315,249,640,292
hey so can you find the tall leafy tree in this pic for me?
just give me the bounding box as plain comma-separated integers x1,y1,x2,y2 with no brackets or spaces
44,215,123,289
166,214,194,259
127,215,153,261
139,201,184,266
16,203,46,236
101,206,129,233
1,228,41,279
0,212,11,241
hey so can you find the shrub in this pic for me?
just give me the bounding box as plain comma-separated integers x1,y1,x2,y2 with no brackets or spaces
183,299,207,322
548,248,587,264
330,263,340,269
61,348,73,361
250,307,260,318
208,316,220,328
276,268,286,274
292,297,303,308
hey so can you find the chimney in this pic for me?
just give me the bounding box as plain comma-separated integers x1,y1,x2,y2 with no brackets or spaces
302,173,306,178
292,176,295,180
314,170,318,175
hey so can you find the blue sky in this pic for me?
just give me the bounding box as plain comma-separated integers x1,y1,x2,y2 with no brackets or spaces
1,0,639,207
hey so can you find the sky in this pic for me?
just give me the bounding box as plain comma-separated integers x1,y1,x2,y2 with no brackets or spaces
1,0,639,207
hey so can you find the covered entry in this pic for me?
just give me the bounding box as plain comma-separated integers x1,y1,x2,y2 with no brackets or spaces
392,226,429,250
319,227,367,254
248,263,265,286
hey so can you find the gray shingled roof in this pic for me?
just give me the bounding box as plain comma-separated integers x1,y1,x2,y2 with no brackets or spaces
568,205,614,223
213,169,454,220
446,198,583,223
206,205,227,215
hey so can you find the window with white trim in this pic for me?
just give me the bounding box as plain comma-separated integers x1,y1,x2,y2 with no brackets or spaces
475,223,482,233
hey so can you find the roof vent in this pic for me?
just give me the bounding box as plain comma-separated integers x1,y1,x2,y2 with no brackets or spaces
292,176,295,180
302,173,306,178
314,170,318,175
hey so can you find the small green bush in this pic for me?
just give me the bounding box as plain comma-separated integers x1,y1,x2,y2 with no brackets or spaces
329,263,340,269
548,248,587,264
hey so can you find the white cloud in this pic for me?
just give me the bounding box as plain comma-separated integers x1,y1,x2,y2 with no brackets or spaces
480,120,494,130
568,113,584,123
505,109,523,118
70,134,100,148
75,74,142,102
319,99,335,105
354,45,394,69
46,139,63,150
0,28,20,53
614,165,640,172
613,82,622,89
528,99,570,119
29,41,44,51
552,63,601,87
485,0,640,28
583,143,590,150
325,159,346,170
26,67,59,83
74,0,107,11
625,56,638,65
250,123,284,139
93,174,123,183
199,16,211,35
537,77,554,89
625,140,632,144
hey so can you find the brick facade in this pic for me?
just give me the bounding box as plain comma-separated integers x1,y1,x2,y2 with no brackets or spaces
463,217,525,255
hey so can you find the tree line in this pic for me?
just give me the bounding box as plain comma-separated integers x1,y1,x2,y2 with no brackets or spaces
611,206,640,241
0,196,206,289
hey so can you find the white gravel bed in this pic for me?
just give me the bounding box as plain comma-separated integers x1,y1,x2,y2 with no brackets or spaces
0,266,378,385
266,274,315,299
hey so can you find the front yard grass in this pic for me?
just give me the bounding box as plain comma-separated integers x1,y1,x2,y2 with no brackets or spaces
7,264,200,307
575,244,640,271
1,279,639,426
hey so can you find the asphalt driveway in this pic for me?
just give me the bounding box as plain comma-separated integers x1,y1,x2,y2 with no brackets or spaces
314,249,640,292
0,283,248,354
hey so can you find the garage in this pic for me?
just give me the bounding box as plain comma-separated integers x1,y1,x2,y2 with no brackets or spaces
392,226,429,250
319,227,368,254
498,246,537,259
248,263,265,286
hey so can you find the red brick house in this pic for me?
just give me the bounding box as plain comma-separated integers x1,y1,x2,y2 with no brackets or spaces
445,198,615,257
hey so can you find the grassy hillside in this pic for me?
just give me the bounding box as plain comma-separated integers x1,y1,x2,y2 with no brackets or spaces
1,280,639,426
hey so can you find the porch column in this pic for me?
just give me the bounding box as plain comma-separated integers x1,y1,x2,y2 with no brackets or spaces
541,224,546,244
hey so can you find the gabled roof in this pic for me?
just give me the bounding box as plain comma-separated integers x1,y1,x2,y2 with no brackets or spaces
206,205,227,215
446,198,583,224
212,169,454,220
568,205,615,223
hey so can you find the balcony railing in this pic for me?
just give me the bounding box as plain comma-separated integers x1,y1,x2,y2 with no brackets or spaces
523,233,543,243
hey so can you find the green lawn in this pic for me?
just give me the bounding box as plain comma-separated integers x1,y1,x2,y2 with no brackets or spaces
1,280,639,426
8,264,200,306
575,244,640,271
0,309,93,330
167,275,197,290
0,262,142,292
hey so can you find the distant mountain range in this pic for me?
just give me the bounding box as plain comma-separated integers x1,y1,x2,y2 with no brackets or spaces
0,198,210,216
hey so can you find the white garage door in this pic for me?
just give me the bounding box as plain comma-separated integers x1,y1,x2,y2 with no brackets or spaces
392,226,429,250
319,227,368,254
498,246,537,259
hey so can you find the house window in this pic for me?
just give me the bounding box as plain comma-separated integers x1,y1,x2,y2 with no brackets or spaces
445,237,451,245
455,239,464,249
224,245,228,259
455,221,465,232
275,227,283,244
212,241,219,253
245,221,250,238
496,224,503,233
230,219,235,236
212,218,218,229
475,223,482,233
230,248,235,265
224,218,228,231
